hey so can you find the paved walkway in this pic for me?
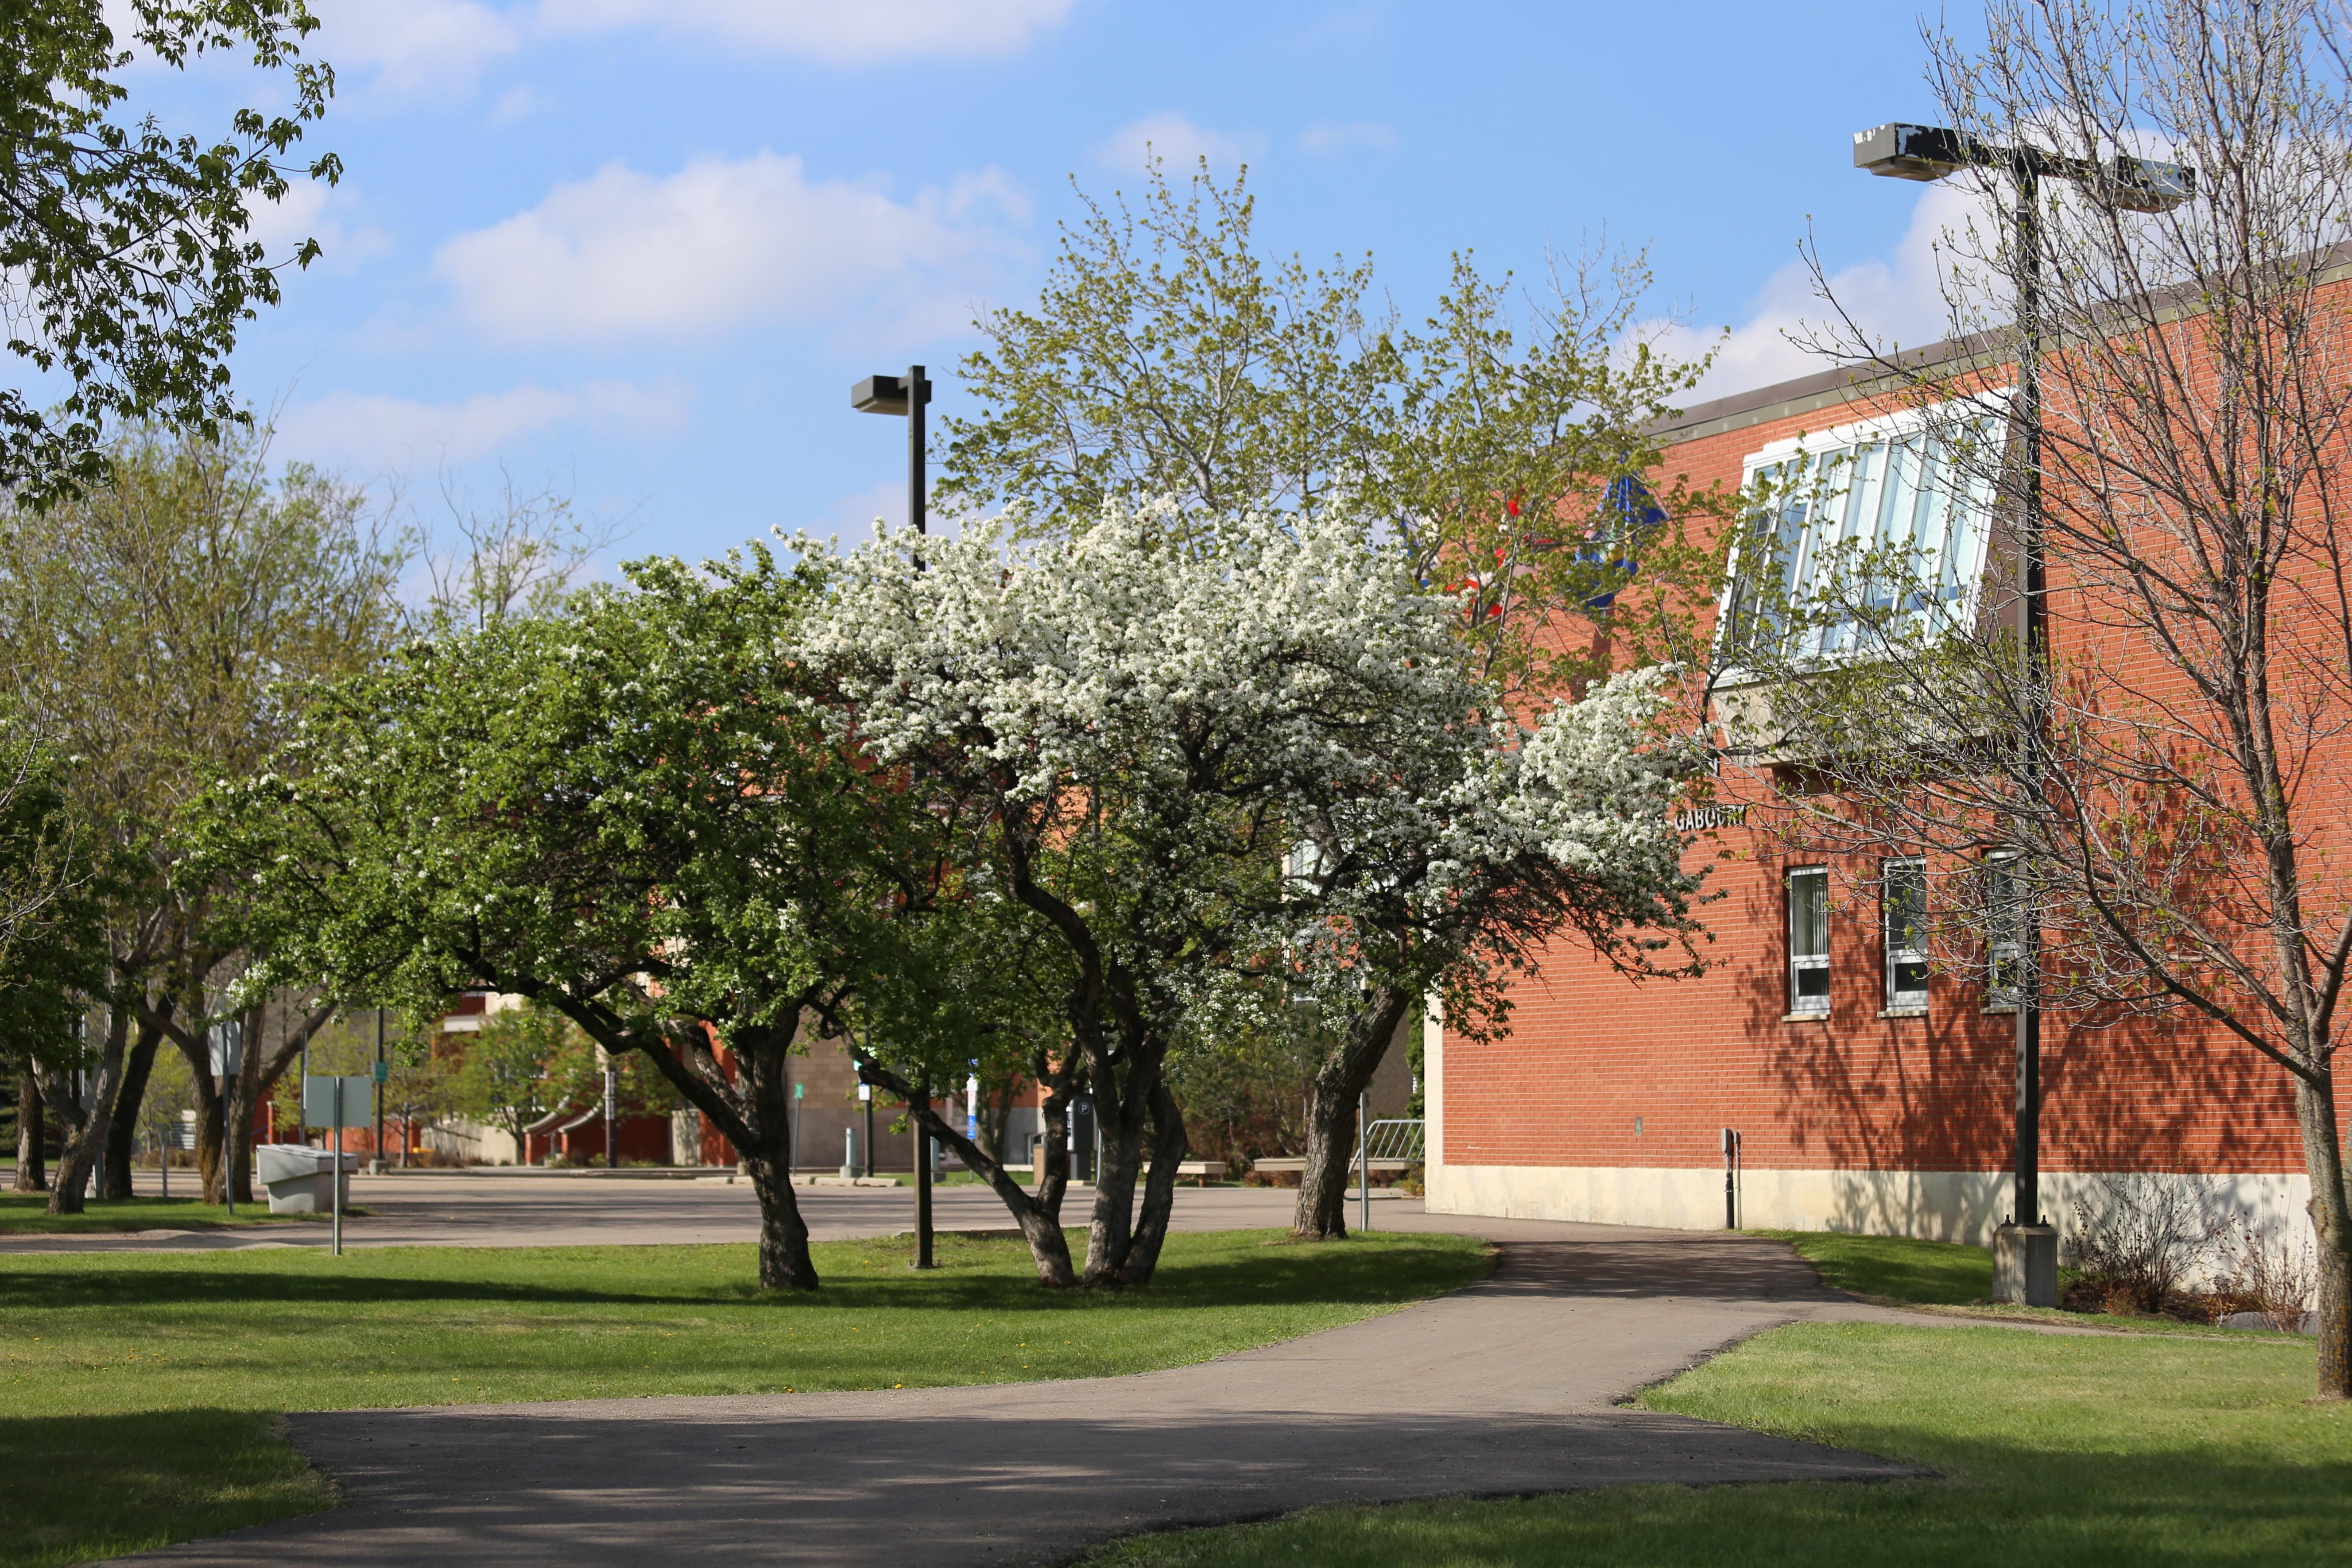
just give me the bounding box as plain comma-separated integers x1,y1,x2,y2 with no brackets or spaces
110,1210,1931,1568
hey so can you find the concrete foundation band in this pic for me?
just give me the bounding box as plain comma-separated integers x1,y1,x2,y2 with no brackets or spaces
1425,1162,2317,1285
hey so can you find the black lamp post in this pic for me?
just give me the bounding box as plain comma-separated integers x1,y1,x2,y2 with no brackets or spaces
851,365,931,537
851,364,937,1265
1854,124,2193,1305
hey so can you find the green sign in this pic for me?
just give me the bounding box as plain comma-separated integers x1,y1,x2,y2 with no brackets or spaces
372,1061,390,1084
793,1082,804,1100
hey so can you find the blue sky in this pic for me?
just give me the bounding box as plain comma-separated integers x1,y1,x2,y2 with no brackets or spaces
131,1,1991,570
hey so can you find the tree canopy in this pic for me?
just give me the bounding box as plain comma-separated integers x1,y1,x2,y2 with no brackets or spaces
0,2,338,501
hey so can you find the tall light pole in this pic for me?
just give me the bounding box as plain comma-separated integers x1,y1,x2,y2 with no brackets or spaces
851,365,931,538
1854,124,2193,1306
852,364,937,1266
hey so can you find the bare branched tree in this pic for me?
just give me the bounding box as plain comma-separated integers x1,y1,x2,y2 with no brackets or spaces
1736,0,2352,1397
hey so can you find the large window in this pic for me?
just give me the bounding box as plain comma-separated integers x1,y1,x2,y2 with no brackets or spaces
1788,867,1830,1016
1882,857,1929,1010
1985,853,2023,1010
1725,402,2005,663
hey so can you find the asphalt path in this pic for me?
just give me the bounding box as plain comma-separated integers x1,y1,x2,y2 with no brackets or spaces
74,1182,1934,1568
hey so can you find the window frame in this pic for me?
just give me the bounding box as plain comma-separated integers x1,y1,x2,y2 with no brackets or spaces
1881,856,1930,1011
1787,866,1831,1017
1719,395,2010,681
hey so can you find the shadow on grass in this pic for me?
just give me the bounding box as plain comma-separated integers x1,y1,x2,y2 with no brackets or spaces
0,1408,330,1568
0,1231,1487,1316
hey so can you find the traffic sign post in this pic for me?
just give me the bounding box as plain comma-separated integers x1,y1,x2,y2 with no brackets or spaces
304,1074,371,1256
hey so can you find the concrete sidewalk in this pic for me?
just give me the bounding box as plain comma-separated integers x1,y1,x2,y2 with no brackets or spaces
115,1219,1928,1568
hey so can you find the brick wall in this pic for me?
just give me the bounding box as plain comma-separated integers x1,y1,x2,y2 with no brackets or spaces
1436,359,2349,1221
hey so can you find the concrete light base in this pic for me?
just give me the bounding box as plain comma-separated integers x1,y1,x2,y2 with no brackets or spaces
1994,1222,2059,1306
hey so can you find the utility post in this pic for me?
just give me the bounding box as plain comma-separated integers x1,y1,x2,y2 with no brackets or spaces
211,1019,241,1217
371,1007,388,1175
914,1074,935,1270
604,1063,619,1169
1853,123,2193,1306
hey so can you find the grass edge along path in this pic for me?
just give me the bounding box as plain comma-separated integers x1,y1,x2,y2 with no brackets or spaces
2,1227,1488,1568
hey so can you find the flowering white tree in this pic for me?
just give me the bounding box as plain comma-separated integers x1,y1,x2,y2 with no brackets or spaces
1280,666,1706,1238
800,500,1706,1278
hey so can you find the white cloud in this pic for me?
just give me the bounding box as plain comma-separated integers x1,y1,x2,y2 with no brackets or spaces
1646,183,1989,405
433,152,1029,345
1096,113,1265,174
533,0,1074,63
1298,120,1398,156
488,82,555,125
306,0,522,102
275,379,690,468
242,180,391,272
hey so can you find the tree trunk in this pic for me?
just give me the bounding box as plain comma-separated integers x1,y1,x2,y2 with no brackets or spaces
12,1070,43,1192
742,1139,821,1291
192,1074,227,1203
1082,1067,1148,1288
1117,1080,1189,1286
868,1056,1077,1287
99,1022,163,1200
2296,1072,2352,1398
1294,987,1414,1240
46,1009,128,1216
226,1004,263,1205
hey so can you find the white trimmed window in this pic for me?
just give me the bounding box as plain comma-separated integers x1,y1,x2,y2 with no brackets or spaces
1788,867,1830,1016
1985,852,2023,1009
1882,857,1929,1010
1726,400,2006,663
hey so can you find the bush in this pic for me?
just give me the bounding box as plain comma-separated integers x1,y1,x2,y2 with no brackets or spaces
2067,1176,2210,1315
2210,1218,2317,1331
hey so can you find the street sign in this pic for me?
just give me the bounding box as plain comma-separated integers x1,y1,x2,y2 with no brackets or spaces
793,1082,804,1100
371,1061,390,1084
303,1075,372,1129
208,1021,242,1078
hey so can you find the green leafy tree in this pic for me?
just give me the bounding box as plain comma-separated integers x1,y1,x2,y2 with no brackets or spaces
936,159,1725,706
0,1,339,502
202,547,953,1289
0,424,402,1208
0,719,108,1208
451,1003,590,1157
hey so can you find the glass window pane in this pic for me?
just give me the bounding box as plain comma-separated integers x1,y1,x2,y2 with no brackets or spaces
1790,870,1828,959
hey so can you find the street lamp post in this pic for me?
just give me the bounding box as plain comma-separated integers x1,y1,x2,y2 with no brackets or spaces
1854,124,2193,1306
851,365,931,538
852,364,937,1264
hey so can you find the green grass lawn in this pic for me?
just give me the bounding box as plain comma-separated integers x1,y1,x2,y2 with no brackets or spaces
0,1193,333,1236
1,1227,1487,1568
1760,1227,1993,1305
1087,1231,2346,1568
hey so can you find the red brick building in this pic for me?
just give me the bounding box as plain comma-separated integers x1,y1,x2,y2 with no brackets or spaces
1424,352,2345,1255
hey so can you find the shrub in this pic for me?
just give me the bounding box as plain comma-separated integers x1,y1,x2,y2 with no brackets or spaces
2211,1218,2317,1332
2068,1176,2210,1315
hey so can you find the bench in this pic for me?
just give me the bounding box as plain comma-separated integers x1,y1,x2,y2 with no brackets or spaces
1177,1160,1226,1186
1246,1156,1419,1188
